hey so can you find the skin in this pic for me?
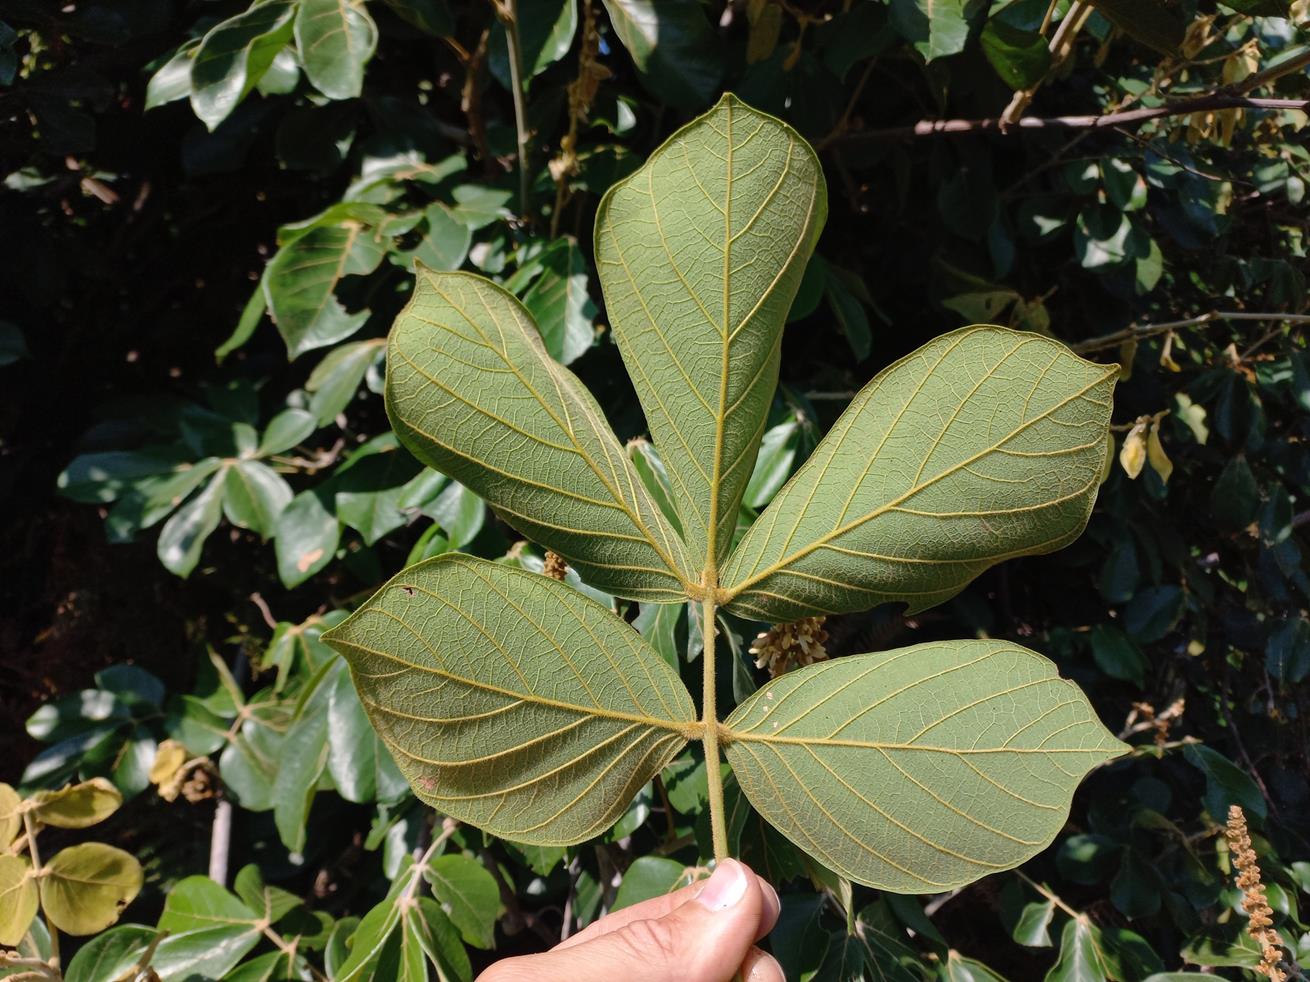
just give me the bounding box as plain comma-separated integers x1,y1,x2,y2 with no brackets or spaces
477,859,784,982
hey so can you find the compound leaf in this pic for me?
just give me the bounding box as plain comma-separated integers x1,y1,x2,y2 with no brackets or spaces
323,555,697,845
595,93,826,571
721,640,1126,892
722,327,1117,621
386,269,693,601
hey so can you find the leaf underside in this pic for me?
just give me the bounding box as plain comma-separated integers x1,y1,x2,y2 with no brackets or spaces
323,555,696,845
596,92,827,570
386,269,693,601
357,93,1122,888
723,640,1127,892
722,327,1118,621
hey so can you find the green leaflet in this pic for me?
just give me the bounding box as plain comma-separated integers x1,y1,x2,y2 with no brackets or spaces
595,93,827,571
39,843,144,936
189,0,296,130
722,640,1126,892
385,268,694,601
265,211,388,359
295,0,379,101
322,555,697,845
721,327,1118,622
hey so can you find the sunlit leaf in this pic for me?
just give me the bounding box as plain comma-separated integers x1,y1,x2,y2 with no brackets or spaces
1045,917,1110,981
265,209,388,359
62,924,157,982
421,853,501,948
0,783,20,847
722,328,1117,621
0,855,37,946
39,842,144,935
612,856,687,910
29,777,122,829
722,640,1126,891
595,93,826,569
324,554,696,844
190,0,296,130
295,0,378,100
157,472,225,577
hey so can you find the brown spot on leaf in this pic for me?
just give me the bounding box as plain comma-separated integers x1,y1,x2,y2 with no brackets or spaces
297,548,324,572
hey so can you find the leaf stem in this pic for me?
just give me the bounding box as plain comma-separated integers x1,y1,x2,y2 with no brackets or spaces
21,810,60,969
701,596,729,862
498,0,532,219
1015,869,1080,919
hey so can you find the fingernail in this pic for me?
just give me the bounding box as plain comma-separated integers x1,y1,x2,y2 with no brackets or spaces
761,880,781,922
697,859,749,911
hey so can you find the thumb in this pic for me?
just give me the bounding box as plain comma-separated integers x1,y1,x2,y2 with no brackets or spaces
480,859,778,982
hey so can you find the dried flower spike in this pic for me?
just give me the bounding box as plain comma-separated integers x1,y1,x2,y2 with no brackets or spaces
751,616,830,678
1225,805,1287,981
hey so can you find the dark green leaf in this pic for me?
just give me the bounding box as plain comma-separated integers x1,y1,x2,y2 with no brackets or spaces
612,856,687,911
294,0,378,100
422,853,501,948
1087,0,1183,55
981,14,1051,90
1183,745,1267,821
599,0,723,108
1267,617,1310,684
190,1,296,130
157,472,225,577
275,489,340,587
1089,624,1147,685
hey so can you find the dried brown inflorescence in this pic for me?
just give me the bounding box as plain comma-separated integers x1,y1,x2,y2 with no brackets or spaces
750,616,830,678
542,550,569,581
1225,804,1287,981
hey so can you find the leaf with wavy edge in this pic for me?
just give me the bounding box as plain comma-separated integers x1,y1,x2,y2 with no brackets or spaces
322,555,697,845
386,269,694,601
722,640,1127,892
721,327,1118,621
595,93,827,572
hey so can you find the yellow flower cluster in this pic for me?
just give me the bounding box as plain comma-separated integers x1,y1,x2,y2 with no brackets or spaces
750,616,829,678
542,550,569,581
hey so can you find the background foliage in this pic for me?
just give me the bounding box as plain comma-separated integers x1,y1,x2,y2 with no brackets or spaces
2,0,1308,978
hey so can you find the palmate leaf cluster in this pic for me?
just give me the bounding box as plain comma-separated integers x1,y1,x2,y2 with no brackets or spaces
322,94,1127,894
5,0,1310,979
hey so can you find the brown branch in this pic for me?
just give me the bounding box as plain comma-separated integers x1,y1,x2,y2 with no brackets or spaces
461,25,496,176
1000,1,1092,129
1070,310,1310,355
841,94,1308,143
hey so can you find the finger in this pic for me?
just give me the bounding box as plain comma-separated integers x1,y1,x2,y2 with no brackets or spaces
556,864,780,951
741,947,785,982
478,859,768,982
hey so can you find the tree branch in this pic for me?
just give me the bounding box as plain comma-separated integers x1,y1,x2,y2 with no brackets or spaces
1069,310,1310,355
841,94,1308,143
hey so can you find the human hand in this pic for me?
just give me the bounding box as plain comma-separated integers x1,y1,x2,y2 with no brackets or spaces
477,859,783,982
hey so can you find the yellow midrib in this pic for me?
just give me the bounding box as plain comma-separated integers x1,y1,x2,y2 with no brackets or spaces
720,362,1118,601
